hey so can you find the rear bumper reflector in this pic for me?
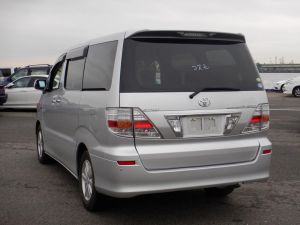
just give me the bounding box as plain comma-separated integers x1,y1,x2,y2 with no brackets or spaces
117,161,136,166
262,149,272,155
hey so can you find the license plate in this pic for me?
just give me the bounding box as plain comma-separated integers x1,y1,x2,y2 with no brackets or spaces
181,115,226,137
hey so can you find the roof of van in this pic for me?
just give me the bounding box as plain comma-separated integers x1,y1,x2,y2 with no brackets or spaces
66,29,245,52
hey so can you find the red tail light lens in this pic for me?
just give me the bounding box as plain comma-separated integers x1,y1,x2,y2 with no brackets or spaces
134,120,153,129
243,104,270,133
250,115,270,124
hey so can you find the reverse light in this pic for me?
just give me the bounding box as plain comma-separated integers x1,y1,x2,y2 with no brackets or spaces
243,104,270,133
166,116,182,137
223,114,240,134
106,108,161,138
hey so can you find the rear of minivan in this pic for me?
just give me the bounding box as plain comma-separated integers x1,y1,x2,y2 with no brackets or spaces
94,31,271,197
36,30,272,211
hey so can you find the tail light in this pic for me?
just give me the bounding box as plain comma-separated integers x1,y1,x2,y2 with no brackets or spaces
243,104,270,133
106,108,133,137
106,108,161,138
133,109,161,138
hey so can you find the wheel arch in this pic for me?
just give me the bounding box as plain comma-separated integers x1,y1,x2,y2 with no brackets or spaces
74,126,101,177
76,143,88,176
36,120,41,134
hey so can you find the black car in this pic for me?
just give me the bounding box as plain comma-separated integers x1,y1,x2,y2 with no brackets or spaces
0,85,7,105
0,64,52,86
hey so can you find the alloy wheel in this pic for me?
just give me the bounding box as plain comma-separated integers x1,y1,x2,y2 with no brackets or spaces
81,160,94,201
294,87,300,97
37,130,43,158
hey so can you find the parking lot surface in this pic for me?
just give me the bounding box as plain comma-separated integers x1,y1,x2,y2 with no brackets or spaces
0,92,300,225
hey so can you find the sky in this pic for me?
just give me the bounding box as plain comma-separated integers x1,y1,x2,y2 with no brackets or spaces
1,0,300,67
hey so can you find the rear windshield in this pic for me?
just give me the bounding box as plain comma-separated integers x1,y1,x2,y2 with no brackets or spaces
120,39,263,92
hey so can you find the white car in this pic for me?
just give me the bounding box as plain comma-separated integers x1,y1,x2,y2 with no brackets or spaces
273,80,287,92
283,77,300,97
1,75,48,109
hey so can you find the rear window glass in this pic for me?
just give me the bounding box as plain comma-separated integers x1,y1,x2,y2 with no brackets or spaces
120,40,263,92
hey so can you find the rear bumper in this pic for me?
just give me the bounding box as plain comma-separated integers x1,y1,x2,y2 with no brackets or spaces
91,137,271,198
0,94,7,104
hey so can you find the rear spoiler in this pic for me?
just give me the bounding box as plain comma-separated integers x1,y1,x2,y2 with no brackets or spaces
127,30,245,43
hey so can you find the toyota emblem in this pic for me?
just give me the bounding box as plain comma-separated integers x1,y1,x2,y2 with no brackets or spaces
198,98,211,107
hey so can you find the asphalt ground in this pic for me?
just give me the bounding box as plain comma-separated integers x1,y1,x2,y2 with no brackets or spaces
0,92,299,225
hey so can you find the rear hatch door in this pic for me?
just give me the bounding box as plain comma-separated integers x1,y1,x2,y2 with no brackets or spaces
120,32,267,170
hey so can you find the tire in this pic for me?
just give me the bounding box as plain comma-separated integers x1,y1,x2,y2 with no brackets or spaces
280,84,285,92
292,86,300,97
79,151,100,211
204,184,239,197
36,126,50,164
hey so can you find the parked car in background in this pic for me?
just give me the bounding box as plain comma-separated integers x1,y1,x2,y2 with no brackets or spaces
283,76,300,97
0,85,7,105
0,67,15,80
1,75,48,109
0,64,52,86
35,30,271,211
273,80,287,92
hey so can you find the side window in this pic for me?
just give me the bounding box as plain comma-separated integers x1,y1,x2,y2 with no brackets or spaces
30,68,48,75
11,69,28,81
65,58,85,90
13,77,31,88
83,41,118,90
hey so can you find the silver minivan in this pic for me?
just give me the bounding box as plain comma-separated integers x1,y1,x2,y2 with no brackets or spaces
35,30,272,211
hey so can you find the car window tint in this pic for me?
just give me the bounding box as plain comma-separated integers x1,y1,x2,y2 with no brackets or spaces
83,41,117,90
121,40,263,92
13,77,31,88
11,69,28,81
30,68,48,75
65,58,85,90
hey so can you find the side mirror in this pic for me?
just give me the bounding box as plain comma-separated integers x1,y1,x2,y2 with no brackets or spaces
34,79,46,91
5,82,14,88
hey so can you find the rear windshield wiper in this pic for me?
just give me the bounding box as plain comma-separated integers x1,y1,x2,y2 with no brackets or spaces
189,87,241,99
